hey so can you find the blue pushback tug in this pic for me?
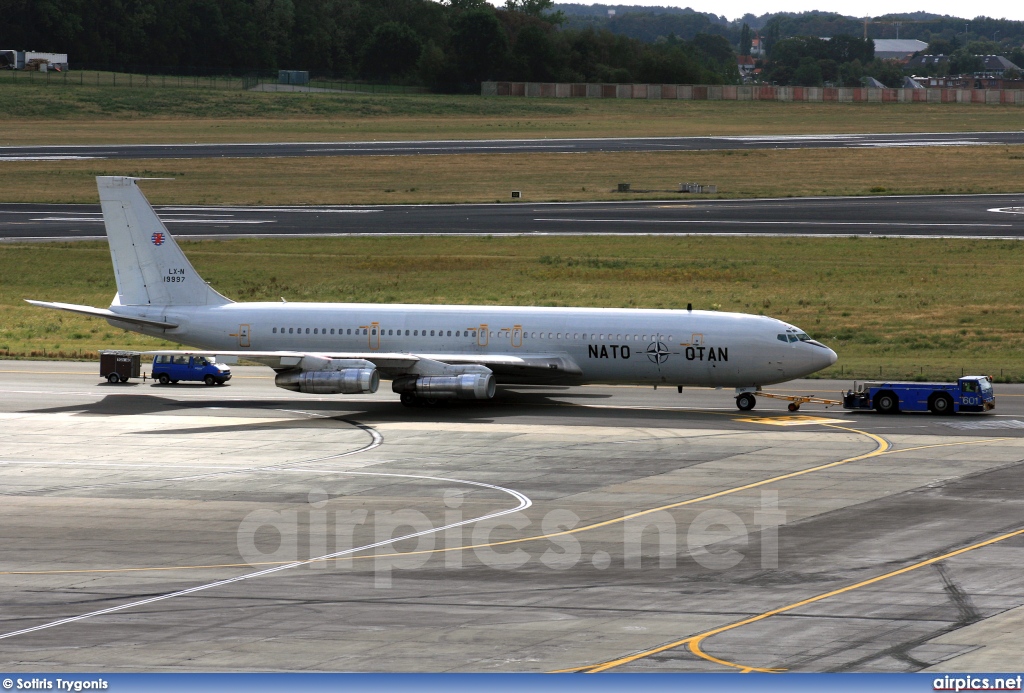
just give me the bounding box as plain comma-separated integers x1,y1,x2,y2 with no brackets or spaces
843,376,994,415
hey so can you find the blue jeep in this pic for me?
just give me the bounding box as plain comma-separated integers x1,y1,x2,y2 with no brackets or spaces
152,355,232,386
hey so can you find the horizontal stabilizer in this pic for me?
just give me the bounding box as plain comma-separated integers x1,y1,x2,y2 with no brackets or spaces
24,300,179,329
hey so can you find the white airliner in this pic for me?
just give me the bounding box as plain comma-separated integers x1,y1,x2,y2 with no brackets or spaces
27,177,837,410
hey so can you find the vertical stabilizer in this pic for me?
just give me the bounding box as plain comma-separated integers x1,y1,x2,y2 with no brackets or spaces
98,176,231,307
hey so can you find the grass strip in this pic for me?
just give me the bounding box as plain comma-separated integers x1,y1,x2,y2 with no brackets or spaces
3,85,1024,145
1,146,1023,205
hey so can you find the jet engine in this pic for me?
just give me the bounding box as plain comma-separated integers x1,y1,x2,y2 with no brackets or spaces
275,368,379,394
391,373,496,400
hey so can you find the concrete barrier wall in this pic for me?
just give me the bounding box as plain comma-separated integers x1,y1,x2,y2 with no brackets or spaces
482,81,1023,105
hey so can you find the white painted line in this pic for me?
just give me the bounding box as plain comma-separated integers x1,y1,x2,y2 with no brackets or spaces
28,218,274,224
306,144,572,152
534,218,1013,228
0,418,532,642
160,207,381,213
1,131,1019,150
0,156,99,161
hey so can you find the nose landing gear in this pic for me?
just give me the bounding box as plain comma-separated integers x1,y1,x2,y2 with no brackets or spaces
736,392,757,411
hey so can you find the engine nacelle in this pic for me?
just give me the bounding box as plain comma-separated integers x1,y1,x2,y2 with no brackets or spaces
275,368,379,394
392,373,496,400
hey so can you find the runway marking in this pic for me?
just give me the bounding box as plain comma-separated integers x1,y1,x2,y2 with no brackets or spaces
567,522,1024,674
0,418,532,643
0,156,98,161
734,415,845,426
556,434,1011,674
534,218,1013,228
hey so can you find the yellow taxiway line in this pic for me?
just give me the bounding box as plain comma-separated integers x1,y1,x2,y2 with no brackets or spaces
560,521,1024,673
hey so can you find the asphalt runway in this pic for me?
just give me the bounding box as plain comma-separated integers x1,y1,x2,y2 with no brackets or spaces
2,361,1023,672
3,131,1023,161
2,194,1023,242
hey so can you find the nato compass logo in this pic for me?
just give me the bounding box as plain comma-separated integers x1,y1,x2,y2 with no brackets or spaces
646,341,671,364
151,232,165,246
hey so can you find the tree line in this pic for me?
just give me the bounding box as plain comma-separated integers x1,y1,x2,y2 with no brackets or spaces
0,0,739,90
562,5,1024,52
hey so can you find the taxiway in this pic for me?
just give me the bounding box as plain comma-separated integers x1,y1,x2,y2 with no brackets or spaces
1,361,1022,672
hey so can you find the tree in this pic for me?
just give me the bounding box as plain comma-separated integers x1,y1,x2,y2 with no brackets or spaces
763,16,783,57
949,48,983,74
504,0,564,25
450,7,509,87
837,59,864,87
927,38,954,55
865,58,905,87
739,23,751,56
792,56,823,86
829,35,873,64
510,22,558,81
360,21,423,82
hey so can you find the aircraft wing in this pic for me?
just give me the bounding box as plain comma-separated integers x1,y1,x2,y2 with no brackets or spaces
140,349,582,380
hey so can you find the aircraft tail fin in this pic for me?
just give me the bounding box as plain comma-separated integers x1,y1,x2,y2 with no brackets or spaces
97,176,231,307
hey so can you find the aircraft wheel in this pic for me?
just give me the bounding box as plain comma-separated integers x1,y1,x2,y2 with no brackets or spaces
204,375,216,386
107,373,120,384
788,402,800,412
929,393,953,415
736,393,756,411
158,373,170,385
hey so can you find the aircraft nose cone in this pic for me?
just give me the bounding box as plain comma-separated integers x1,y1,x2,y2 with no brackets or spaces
827,347,838,366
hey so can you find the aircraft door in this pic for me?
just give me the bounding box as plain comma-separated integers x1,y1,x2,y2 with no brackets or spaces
237,324,250,348
363,322,381,350
477,324,489,347
512,325,523,348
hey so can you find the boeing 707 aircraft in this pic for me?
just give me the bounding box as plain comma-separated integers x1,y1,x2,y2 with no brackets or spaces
26,177,837,410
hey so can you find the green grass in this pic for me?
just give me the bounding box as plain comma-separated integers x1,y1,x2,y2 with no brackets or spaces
2,145,1022,204
3,82,1024,145
3,235,1024,382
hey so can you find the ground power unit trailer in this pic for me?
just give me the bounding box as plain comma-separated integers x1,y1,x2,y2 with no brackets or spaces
843,377,995,414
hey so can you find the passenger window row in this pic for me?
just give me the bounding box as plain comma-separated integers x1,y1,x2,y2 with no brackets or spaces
272,327,671,341
271,327,480,337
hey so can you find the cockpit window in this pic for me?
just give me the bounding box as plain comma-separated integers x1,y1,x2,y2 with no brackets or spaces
778,334,788,342
796,332,811,341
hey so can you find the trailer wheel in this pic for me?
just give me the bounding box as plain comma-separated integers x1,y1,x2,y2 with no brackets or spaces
874,391,900,414
119,375,129,383
204,375,216,386
929,393,954,415
736,393,756,411
107,373,120,384
157,373,170,385
788,402,800,412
